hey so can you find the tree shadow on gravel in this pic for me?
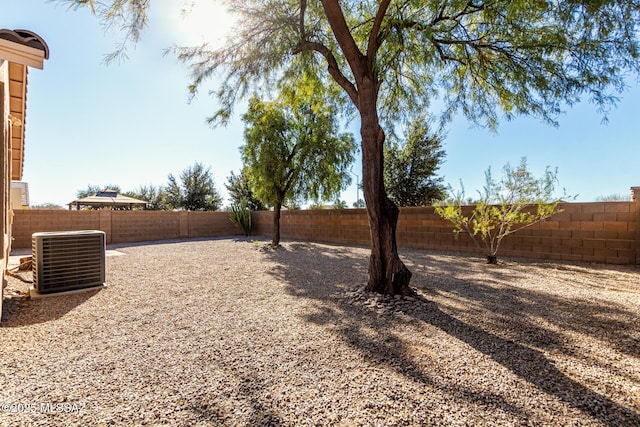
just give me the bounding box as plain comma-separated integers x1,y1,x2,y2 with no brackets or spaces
403,252,640,359
230,371,285,427
263,241,640,425
187,374,285,427
186,400,229,425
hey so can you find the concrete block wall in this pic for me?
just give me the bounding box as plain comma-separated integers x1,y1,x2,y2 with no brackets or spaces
11,199,639,265
12,210,101,248
253,209,371,247
110,211,181,244
12,210,241,248
189,211,238,238
254,202,638,265
500,203,636,264
633,187,640,263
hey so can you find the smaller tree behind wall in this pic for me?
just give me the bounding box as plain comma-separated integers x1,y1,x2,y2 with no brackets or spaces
384,118,446,207
595,194,632,202
76,184,122,199
333,200,348,209
225,167,265,211
166,162,223,211
435,158,568,264
125,185,169,210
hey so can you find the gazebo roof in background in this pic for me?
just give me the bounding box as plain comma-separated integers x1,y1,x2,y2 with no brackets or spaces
68,190,147,210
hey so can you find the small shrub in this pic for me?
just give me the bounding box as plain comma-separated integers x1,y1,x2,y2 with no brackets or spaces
435,158,570,264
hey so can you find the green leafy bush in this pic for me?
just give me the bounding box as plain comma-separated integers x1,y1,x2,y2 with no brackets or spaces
435,158,569,264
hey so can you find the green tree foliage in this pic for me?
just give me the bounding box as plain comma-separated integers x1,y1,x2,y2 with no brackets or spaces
76,184,122,199
225,168,265,211
353,199,365,208
242,92,356,246
64,0,640,294
125,185,169,210
286,199,303,210
384,118,446,207
333,200,348,209
166,162,223,211
435,158,567,264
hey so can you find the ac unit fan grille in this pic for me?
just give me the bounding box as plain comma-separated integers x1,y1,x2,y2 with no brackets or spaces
32,231,106,293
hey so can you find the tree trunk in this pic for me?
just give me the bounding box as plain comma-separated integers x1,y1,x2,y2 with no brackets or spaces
272,201,282,246
317,0,412,295
359,79,413,295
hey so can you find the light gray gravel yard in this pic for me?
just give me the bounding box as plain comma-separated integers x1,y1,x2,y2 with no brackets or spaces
1,237,639,426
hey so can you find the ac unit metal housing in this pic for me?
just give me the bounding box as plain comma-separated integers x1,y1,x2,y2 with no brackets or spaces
32,230,106,293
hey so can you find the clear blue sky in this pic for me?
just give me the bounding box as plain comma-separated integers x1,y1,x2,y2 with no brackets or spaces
4,0,639,207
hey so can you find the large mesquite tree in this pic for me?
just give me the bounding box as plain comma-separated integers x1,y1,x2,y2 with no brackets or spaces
63,0,640,295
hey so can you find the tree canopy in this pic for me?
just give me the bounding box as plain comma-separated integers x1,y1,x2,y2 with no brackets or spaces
384,118,446,207
225,167,266,211
76,184,122,199
242,97,355,208
125,185,169,211
242,91,356,245
154,0,640,128
166,162,223,211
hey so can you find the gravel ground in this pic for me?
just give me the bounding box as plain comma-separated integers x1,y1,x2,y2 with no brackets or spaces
1,237,639,426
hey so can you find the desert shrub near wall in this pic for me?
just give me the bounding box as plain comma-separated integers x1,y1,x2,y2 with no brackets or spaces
229,199,253,236
435,158,567,264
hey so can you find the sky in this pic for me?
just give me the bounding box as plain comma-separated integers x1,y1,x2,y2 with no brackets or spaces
3,0,639,208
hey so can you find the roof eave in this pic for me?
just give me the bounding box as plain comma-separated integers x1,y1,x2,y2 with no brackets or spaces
0,38,46,69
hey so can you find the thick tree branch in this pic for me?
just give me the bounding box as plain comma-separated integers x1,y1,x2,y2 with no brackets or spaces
293,40,359,107
299,0,307,40
320,0,364,75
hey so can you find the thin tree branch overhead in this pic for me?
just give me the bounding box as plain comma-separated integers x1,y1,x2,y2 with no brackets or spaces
367,0,391,59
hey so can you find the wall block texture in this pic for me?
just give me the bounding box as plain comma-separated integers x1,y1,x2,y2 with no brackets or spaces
12,210,240,248
253,202,638,265
13,201,639,265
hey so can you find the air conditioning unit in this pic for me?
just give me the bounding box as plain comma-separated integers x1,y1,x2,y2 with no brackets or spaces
32,230,106,294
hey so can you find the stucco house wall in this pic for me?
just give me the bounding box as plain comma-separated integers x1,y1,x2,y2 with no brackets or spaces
1,58,13,320
0,30,48,322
